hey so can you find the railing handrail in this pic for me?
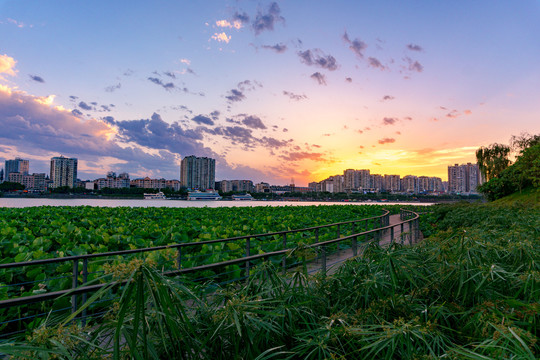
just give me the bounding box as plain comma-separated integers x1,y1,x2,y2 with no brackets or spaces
0,209,422,310
0,210,390,270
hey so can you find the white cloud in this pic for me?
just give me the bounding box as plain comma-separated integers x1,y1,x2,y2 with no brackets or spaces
0,54,17,79
216,19,242,29
211,32,231,43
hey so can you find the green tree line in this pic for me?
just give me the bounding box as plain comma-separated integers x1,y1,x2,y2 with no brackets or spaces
476,132,540,200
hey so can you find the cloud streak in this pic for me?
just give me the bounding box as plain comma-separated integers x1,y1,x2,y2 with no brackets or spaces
148,77,175,91
261,43,287,53
29,75,45,83
310,72,327,85
252,2,284,35
378,137,396,144
283,90,307,101
225,89,245,103
298,49,338,71
343,32,367,59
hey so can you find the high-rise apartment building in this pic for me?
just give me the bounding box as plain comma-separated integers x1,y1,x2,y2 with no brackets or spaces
343,169,370,191
370,174,384,192
5,158,29,179
383,175,401,192
343,169,357,191
180,155,216,190
50,156,78,188
448,163,481,194
402,175,419,194
0,167,4,183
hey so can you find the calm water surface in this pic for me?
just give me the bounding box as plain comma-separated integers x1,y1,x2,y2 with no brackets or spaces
0,198,431,208
0,198,433,208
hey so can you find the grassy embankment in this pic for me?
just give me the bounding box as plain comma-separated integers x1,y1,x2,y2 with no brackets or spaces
0,195,538,359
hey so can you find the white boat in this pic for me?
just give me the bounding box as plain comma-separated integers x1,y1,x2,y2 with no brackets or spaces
232,193,254,201
144,191,166,200
187,190,222,201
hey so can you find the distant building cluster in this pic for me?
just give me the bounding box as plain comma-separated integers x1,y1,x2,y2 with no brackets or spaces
0,155,481,195
308,164,481,195
2,158,47,191
309,169,445,195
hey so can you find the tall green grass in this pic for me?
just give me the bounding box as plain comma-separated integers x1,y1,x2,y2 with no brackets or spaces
1,201,538,359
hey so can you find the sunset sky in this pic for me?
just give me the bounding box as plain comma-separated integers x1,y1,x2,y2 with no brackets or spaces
1,1,539,186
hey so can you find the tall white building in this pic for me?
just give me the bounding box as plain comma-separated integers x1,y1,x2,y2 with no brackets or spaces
50,156,78,188
180,155,216,190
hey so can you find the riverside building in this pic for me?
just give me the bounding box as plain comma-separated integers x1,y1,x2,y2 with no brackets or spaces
180,155,216,190
447,163,481,194
50,156,78,188
4,158,29,179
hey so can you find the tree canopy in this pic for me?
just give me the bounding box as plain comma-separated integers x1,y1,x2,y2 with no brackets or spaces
477,133,540,201
475,143,511,182
0,182,25,191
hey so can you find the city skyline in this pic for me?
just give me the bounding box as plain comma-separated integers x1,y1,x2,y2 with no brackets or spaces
3,154,465,195
3,155,470,195
1,1,539,186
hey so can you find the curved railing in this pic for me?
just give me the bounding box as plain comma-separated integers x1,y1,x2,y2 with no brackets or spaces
0,208,421,339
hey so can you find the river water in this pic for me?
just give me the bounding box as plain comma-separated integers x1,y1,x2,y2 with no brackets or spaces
0,198,434,208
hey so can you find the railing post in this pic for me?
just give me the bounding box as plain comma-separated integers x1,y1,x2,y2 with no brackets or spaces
246,237,251,279
81,258,88,326
176,246,182,269
337,224,341,238
71,259,79,316
373,218,377,242
282,233,287,274
365,219,369,244
321,245,326,277
400,223,404,244
415,218,419,243
408,221,413,245
315,228,319,242
352,223,357,256
390,226,394,245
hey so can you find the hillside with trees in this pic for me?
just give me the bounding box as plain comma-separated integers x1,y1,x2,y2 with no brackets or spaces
477,133,540,201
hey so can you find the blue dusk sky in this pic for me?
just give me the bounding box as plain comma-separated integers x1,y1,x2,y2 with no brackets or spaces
1,0,539,185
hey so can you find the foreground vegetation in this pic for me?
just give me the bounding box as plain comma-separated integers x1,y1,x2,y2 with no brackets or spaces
0,197,537,359
0,205,389,335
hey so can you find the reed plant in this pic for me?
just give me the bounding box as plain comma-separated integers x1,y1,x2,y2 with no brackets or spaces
1,201,538,359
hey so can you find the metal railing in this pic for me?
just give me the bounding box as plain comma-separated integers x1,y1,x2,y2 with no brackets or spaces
0,208,420,339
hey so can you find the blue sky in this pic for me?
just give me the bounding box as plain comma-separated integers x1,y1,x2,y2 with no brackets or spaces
1,0,539,185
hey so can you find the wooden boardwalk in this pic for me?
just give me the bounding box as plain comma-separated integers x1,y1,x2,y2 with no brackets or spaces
305,214,422,275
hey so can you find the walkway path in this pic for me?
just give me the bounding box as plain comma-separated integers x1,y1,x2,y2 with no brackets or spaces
305,214,423,275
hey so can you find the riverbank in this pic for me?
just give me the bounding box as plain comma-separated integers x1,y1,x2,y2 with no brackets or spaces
0,191,474,204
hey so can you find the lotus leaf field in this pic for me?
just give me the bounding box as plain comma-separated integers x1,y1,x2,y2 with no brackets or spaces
0,205,385,318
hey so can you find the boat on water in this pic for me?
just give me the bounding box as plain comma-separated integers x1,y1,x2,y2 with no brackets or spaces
232,193,254,201
144,191,166,200
187,190,222,201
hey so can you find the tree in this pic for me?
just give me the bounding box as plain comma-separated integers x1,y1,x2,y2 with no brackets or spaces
477,134,540,200
475,143,511,182
0,181,25,191
510,132,540,155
